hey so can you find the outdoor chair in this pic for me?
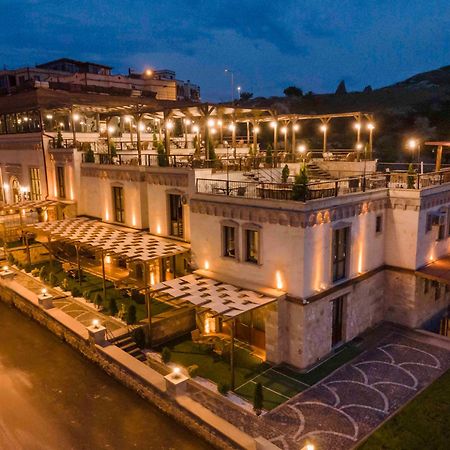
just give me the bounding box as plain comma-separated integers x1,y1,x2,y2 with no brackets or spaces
237,186,247,196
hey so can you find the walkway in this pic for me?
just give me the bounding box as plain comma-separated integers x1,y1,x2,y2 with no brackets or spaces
187,324,450,450
263,327,450,449
8,269,127,335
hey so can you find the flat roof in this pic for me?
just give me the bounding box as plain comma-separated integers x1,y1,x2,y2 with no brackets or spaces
151,273,283,319
28,217,189,263
416,255,450,284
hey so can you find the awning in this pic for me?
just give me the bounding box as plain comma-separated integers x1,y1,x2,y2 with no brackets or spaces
0,199,59,214
151,273,283,319
416,255,450,284
28,217,190,263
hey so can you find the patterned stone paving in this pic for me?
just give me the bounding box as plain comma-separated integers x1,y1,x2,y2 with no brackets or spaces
263,331,450,449
188,327,450,450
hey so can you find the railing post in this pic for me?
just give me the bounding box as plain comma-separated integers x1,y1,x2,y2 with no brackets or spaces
335,180,339,196
417,173,420,189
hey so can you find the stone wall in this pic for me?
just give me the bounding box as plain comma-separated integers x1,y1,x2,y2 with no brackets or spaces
0,283,247,450
151,307,196,345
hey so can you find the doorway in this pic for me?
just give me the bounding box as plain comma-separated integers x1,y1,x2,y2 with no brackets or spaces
331,296,345,347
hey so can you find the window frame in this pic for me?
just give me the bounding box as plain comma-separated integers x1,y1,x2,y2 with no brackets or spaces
375,214,383,234
221,220,239,259
29,167,41,201
112,185,125,223
242,223,261,265
56,165,66,199
168,193,184,238
332,225,350,283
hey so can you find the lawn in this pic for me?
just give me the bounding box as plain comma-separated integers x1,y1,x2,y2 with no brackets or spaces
23,260,173,323
164,337,363,411
358,369,450,450
164,337,269,390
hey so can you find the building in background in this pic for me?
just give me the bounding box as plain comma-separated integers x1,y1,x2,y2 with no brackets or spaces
0,58,200,101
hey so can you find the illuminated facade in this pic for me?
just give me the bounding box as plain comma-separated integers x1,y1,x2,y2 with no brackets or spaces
1,87,449,370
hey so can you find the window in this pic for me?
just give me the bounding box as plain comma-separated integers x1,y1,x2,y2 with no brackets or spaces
424,278,430,294
223,226,236,258
30,167,41,200
245,229,259,264
438,222,445,241
332,227,349,282
375,215,383,233
168,194,183,238
112,186,124,223
433,281,442,301
426,214,432,233
56,166,65,199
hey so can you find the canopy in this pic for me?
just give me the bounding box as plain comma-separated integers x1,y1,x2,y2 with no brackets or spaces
416,255,450,284
29,217,189,263
151,273,282,319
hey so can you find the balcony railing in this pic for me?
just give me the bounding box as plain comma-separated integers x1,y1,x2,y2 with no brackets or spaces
196,169,450,202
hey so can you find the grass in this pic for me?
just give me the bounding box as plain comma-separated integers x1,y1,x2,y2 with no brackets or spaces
358,369,450,450
164,337,363,411
27,260,173,323
164,337,269,390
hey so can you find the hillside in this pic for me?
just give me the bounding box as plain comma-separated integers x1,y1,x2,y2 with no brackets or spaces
239,65,450,162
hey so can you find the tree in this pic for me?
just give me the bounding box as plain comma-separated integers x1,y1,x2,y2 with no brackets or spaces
292,165,309,201
207,137,217,161
281,164,290,183
335,80,347,95
283,86,303,97
407,163,416,189
126,303,137,324
49,272,57,287
109,140,117,157
84,144,95,163
156,141,168,167
265,145,273,165
363,85,373,93
109,297,118,316
253,382,263,415
239,91,253,101
39,265,47,281
94,293,103,309
161,347,171,363
55,130,63,148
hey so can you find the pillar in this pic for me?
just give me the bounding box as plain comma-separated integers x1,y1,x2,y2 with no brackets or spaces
230,318,235,390
101,251,106,303
436,145,443,171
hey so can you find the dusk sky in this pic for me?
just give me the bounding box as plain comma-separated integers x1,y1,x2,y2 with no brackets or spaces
1,0,450,101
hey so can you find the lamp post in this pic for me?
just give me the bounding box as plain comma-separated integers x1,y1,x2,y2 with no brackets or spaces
298,144,307,165
281,126,288,152
224,69,234,103
237,85,241,100
354,122,361,148
367,122,375,159
320,123,328,156
292,122,299,157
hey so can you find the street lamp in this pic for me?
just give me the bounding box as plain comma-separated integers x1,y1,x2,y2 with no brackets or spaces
354,121,361,145
224,68,234,103
237,85,241,99
407,138,421,168
145,68,153,77
298,144,307,164
320,123,328,155
367,122,375,159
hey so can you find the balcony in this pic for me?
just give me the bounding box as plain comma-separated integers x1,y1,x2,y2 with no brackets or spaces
195,169,450,202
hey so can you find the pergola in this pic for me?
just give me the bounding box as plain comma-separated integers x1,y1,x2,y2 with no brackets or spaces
150,273,284,389
27,217,190,329
425,142,450,171
0,199,60,263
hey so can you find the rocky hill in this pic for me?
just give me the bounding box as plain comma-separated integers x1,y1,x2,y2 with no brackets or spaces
239,66,450,162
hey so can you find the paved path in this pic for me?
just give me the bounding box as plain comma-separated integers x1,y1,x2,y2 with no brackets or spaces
263,329,450,450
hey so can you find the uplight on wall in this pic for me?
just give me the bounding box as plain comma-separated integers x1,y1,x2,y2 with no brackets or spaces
105,255,111,264
156,224,161,234
275,271,284,290
204,260,210,270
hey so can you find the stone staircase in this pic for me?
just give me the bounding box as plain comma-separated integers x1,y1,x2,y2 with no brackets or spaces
306,162,333,180
111,333,146,362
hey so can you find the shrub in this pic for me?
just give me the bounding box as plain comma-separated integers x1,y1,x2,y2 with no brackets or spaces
108,297,118,316
109,141,117,157
39,266,47,281
253,382,263,415
24,264,31,273
265,145,273,165
31,268,39,277
55,130,63,148
161,347,171,364
126,303,137,325
292,165,309,201
71,286,81,297
407,163,416,189
131,289,145,304
82,290,91,301
94,293,103,308
281,164,290,183
157,141,168,167
132,327,146,349
84,146,95,163
187,364,199,378
49,272,57,287
7,254,14,265
61,278,70,291
218,381,230,395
